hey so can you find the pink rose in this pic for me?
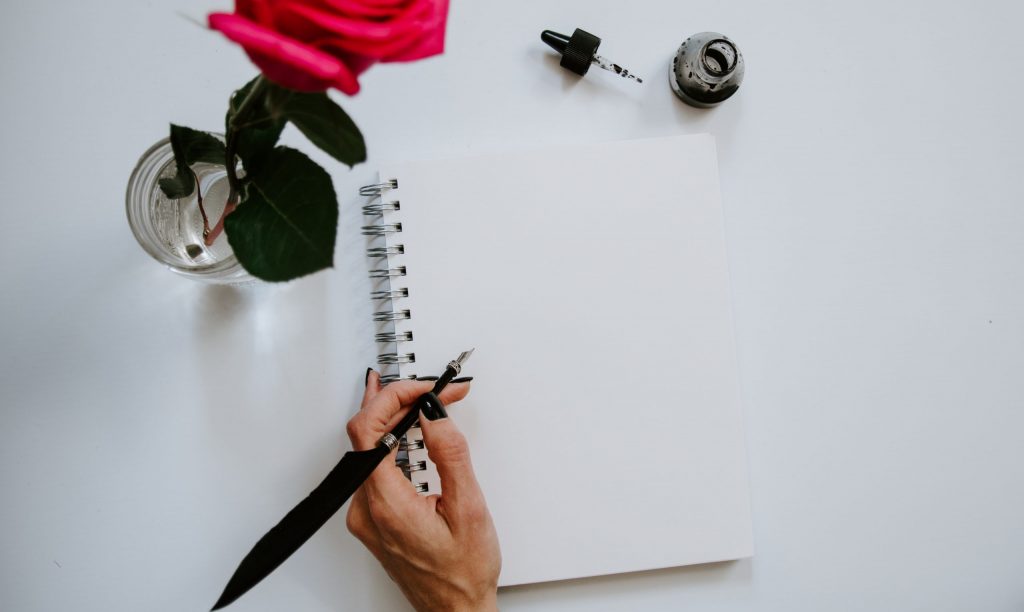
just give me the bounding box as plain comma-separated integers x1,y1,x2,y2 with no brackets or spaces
209,0,449,95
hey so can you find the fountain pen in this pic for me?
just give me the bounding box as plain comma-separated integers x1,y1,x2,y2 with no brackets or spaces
212,349,475,610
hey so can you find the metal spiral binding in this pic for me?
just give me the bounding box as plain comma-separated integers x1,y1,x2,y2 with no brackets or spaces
362,200,400,215
361,223,402,236
361,178,433,493
371,288,409,300
369,266,407,278
378,352,416,365
399,439,425,451
397,460,428,474
359,179,398,196
367,246,405,257
376,331,413,343
373,309,411,322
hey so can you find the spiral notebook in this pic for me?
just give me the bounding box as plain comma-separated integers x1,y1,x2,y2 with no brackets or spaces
361,133,753,586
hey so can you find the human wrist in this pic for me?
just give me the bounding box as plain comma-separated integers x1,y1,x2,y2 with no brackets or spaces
412,585,497,612
428,590,497,612
455,592,498,612
476,591,499,612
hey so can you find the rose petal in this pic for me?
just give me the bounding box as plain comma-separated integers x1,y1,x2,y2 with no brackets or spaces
323,46,377,75
236,0,276,26
290,0,407,19
306,36,379,75
209,12,361,94
283,2,428,42
281,1,443,59
270,2,415,60
380,27,444,61
380,0,447,61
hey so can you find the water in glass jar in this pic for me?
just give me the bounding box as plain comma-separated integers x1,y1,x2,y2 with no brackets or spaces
152,162,234,267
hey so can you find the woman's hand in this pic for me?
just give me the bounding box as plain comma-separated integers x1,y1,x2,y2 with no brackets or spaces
346,371,501,612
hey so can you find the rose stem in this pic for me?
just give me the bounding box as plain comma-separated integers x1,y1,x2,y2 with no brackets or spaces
192,168,211,239
204,75,268,246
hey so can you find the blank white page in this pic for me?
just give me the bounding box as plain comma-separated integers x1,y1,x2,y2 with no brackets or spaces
375,134,752,586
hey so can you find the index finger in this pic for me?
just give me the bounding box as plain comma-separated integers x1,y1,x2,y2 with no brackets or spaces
356,379,438,441
349,380,432,515
347,379,474,523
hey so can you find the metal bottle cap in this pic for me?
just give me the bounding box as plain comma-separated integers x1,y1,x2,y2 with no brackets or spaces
670,32,745,107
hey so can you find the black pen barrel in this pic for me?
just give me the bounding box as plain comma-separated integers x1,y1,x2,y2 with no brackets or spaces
432,365,457,393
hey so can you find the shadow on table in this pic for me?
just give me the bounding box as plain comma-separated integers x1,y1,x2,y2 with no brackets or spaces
194,284,251,335
193,273,336,472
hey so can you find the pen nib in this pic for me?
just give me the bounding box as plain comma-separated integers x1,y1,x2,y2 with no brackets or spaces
456,348,475,367
446,349,475,378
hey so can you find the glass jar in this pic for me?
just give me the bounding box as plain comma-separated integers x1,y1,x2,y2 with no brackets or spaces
125,137,251,283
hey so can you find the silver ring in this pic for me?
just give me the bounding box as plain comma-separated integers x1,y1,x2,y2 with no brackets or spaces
373,309,411,322
378,352,416,365
414,481,429,493
361,223,402,236
397,460,427,473
359,179,397,196
366,245,405,257
376,331,413,343
371,288,409,300
362,201,401,215
399,439,425,451
369,266,406,278
378,433,399,451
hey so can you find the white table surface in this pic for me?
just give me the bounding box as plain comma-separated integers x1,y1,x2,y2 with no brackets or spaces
3,1,1023,610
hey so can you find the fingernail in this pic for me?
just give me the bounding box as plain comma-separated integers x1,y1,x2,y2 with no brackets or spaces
365,367,374,387
417,391,448,421
451,376,474,384
416,376,440,382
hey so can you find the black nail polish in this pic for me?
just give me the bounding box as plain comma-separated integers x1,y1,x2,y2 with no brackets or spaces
416,391,447,421
451,376,474,384
365,367,374,387
416,376,440,382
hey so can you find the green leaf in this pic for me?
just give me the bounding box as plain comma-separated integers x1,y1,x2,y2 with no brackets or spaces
158,124,226,198
224,147,338,282
227,76,286,171
281,91,366,167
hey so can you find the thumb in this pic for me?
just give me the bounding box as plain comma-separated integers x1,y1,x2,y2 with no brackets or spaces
419,412,485,520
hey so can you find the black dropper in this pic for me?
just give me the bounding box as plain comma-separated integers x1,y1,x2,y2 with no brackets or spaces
541,28,643,83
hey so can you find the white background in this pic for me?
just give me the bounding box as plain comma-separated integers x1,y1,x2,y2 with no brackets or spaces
2,0,1023,610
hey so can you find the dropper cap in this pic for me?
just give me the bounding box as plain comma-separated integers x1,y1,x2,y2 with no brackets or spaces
541,28,601,76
